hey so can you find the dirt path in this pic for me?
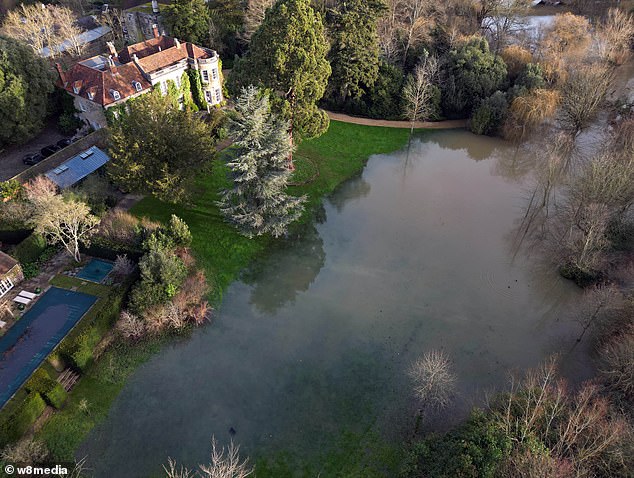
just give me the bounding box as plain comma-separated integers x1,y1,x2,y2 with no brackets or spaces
325,111,467,130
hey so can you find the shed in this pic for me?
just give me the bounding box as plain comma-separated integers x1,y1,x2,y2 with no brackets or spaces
45,146,111,189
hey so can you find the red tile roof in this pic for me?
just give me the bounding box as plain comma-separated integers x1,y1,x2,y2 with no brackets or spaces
60,61,151,106
135,45,188,73
118,36,175,63
0,251,18,276
59,36,217,107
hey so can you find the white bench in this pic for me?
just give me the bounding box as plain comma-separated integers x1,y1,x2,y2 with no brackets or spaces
13,296,31,305
18,291,37,299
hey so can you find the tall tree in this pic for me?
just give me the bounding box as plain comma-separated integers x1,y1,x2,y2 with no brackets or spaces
25,177,100,262
163,0,211,45
218,87,305,238
402,54,440,132
242,0,275,43
230,0,331,150
0,37,54,148
442,36,507,117
107,91,215,202
326,0,385,106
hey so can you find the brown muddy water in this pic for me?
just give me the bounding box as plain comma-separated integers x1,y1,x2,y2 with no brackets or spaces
78,130,592,477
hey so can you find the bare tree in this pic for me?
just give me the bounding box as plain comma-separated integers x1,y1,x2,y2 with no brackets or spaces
536,13,592,84
97,8,125,46
2,4,55,55
481,0,531,54
596,8,634,65
54,6,86,58
503,88,561,143
408,349,457,412
2,3,84,58
24,175,58,203
165,437,253,478
117,310,146,340
599,324,634,405
1,439,49,464
557,63,614,134
28,192,99,262
402,54,439,133
242,0,275,43
493,357,631,477
112,254,136,279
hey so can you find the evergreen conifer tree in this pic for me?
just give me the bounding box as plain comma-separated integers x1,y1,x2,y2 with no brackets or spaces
218,87,306,238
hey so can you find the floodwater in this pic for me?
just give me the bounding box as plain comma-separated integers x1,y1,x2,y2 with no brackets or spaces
78,130,592,477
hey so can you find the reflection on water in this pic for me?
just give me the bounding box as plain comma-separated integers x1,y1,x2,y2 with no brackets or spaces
242,224,326,314
79,129,592,477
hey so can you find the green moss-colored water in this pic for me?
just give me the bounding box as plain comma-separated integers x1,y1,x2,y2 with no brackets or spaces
77,126,590,477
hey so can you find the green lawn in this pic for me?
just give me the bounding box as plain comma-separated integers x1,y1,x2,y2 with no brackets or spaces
131,120,411,301
32,120,412,467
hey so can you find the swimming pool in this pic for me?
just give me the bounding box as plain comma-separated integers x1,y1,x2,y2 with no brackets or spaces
76,259,114,283
0,287,98,408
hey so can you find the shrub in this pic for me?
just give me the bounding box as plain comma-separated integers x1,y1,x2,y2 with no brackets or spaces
0,180,22,201
13,234,47,264
129,246,187,314
1,438,49,464
43,383,67,409
402,409,512,478
599,324,634,408
442,37,508,116
116,310,146,340
470,92,508,136
112,254,135,279
167,215,192,247
25,369,55,395
0,393,46,446
515,63,545,91
95,209,143,247
58,113,82,136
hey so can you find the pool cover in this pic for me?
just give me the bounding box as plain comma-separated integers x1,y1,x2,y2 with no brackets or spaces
76,259,114,283
0,287,98,408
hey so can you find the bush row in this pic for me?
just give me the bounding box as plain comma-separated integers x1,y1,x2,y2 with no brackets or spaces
0,393,46,447
58,276,136,371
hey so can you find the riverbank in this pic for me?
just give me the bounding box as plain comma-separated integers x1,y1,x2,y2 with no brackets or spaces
34,120,416,463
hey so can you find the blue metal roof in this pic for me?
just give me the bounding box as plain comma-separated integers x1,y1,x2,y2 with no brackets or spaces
45,146,111,189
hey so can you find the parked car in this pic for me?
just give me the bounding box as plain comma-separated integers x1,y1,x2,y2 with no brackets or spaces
40,144,61,158
56,138,73,148
22,153,44,165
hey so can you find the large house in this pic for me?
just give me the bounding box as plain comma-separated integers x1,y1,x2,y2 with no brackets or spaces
56,27,224,129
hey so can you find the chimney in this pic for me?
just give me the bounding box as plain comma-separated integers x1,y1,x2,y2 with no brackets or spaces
55,62,66,85
107,54,118,73
106,41,118,59
174,38,180,49
152,23,160,39
151,0,159,13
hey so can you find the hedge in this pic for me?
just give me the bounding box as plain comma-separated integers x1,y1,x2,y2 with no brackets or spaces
25,368,56,395
82,236,142,262
0,228,31,245
0,393,46,446
58,278,135,372
43,383,67,409
13,233,47,264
